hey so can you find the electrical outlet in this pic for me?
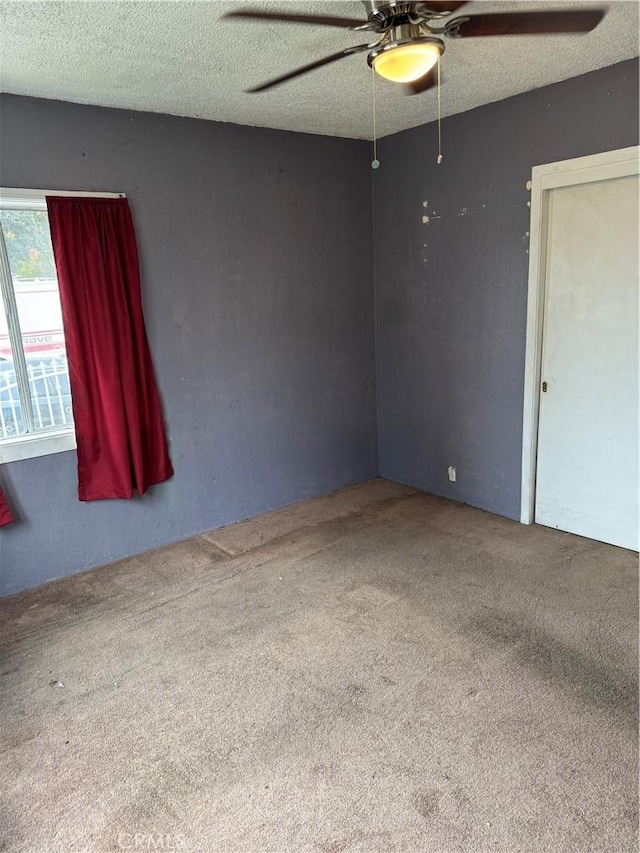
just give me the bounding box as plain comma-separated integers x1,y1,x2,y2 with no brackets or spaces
448,466,457,483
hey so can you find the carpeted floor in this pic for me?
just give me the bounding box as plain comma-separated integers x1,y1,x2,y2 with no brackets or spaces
0,479,637,853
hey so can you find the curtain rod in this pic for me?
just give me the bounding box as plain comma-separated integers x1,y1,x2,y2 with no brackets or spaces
0,188,125,199
0,188,126,211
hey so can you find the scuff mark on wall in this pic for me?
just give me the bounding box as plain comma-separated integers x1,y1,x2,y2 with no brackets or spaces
417,200,532,222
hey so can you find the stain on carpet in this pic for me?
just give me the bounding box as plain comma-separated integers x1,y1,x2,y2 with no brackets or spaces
412,788,442,820
467,608,639,722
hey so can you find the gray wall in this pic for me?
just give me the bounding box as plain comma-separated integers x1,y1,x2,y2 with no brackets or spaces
0,95,377,596
374,59,639,520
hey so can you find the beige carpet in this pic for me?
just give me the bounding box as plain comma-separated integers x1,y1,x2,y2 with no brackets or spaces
0,479,637,853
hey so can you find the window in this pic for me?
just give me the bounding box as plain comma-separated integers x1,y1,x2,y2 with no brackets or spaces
0,189,75,463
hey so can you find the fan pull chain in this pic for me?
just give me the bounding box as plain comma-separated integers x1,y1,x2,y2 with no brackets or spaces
436,54,443,165
371,68,380,169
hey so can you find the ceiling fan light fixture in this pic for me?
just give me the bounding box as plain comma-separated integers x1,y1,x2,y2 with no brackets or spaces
370,39,443,84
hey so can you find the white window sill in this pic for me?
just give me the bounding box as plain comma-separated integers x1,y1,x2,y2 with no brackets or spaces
0,429,76,463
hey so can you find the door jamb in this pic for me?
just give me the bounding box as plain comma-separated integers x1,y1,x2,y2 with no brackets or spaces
520,145,640,524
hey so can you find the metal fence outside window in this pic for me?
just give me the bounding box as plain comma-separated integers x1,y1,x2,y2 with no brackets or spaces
0,356,72,439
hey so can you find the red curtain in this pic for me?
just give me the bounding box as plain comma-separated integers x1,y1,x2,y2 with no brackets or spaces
46,197,173,501
0,484,13,526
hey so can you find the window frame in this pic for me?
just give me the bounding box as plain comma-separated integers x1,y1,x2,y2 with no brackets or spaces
0,187,124,464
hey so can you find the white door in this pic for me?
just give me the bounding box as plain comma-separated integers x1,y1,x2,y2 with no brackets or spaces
535,172,639,550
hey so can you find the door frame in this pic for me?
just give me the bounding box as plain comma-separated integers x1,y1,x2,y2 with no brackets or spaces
520,145,640,525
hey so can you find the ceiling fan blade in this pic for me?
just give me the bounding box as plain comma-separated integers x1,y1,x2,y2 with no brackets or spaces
449,9,605,37
406,68,437,95
246,44,372,93
223,10,369,30
417,2,470,13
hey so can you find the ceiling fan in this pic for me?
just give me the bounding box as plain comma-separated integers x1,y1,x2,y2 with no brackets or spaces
224,1,606,95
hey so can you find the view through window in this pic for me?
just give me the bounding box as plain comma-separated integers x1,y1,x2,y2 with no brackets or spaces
0,197,72,442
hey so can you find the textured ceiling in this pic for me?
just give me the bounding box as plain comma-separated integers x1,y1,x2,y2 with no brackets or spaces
0,0,638,139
